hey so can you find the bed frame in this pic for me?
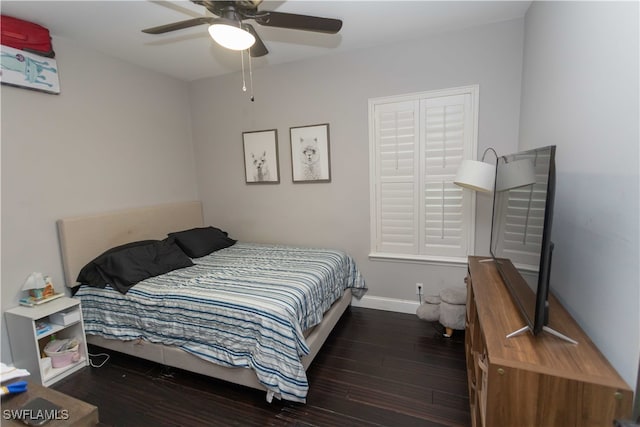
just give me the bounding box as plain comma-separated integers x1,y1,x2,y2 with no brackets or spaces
57,201,352,394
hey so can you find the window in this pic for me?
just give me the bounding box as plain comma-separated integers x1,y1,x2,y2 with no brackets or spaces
368,85,479,263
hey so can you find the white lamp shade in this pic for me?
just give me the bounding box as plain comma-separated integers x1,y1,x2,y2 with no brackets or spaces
496,158,536,192
208,23,255,50
454,160,495,192
21,272,47,291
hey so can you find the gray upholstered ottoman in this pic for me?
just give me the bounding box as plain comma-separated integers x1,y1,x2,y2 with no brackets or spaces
416,287,467,337
415,294,441,322
439,287,467,337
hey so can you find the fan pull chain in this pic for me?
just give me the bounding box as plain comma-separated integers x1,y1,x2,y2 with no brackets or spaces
239,49,255,102
248,50,254,102
240,50,247,92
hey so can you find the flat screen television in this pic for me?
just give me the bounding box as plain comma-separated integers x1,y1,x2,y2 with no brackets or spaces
489,145,575,342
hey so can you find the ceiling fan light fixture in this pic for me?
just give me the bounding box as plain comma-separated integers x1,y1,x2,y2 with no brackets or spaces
208,20,255,51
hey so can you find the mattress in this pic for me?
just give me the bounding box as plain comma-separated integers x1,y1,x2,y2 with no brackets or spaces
74,242,366,402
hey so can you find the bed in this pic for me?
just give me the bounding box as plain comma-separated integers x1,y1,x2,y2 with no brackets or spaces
57,201,365,402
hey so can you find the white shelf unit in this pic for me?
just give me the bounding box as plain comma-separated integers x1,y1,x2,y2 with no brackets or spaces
5,296,89,387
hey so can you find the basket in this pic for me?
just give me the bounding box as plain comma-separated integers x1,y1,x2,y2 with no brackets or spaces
44,338,80,368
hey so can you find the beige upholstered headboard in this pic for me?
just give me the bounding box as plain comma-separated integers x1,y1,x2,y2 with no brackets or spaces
57,201,204,287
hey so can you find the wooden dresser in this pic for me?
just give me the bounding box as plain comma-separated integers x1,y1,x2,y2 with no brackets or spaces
465,256,632,427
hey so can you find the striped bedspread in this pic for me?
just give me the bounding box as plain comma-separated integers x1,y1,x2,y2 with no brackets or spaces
74,242,366,402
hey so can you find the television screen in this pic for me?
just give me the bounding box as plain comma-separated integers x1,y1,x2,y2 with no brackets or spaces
490,145,556,336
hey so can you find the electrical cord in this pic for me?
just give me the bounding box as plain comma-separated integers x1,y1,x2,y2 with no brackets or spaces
88,352,110,368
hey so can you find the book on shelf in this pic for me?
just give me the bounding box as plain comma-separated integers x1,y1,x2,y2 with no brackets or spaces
19,293,64,307
35,321,52,335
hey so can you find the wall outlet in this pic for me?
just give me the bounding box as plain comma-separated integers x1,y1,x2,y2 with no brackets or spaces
415,283,424,295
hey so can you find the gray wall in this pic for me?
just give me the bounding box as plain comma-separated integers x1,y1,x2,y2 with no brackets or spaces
0,37,199,363
189,19,524,309
518,1,639,390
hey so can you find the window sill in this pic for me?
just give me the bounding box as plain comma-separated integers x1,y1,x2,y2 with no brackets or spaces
368,252,469,267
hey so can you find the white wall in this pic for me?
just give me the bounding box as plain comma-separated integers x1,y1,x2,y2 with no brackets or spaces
189,19,524,308
519,1,639,390
0,36,199,363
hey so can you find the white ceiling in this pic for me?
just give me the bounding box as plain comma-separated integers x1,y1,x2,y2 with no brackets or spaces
1,1,532,82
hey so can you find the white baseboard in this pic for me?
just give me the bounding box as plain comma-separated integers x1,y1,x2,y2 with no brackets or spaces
350,295,420,314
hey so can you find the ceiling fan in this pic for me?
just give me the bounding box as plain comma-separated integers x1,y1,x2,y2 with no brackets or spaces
142,0,343,57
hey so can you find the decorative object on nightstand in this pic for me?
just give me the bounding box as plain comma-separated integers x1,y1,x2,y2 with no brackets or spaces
5,297,89,386
19,273,64,307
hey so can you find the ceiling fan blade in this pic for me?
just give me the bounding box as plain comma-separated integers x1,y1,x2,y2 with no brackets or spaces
244,24,268,57
255,11,342,34
142,17,215,34
191,0,263,15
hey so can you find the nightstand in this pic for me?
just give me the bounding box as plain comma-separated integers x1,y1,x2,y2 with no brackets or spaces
5,297,89,386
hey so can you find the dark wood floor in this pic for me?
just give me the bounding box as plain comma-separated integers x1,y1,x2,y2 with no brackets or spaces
53,307,470,426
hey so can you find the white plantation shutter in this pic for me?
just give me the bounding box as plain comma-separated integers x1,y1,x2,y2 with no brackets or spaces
370,86,478,262
421,95,473,257
374,101,419,254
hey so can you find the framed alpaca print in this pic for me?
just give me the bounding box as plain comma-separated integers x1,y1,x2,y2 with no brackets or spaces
0,45,60,94
289,123,331,183
242,129,280,184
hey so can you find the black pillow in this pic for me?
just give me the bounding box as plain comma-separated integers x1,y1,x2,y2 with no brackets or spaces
95,238,194,294
76,240,159,288
168,226,236,258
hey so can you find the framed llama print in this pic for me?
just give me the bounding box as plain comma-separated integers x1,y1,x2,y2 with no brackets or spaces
242,129,280,184
0,45,60,94
289,123,331,183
